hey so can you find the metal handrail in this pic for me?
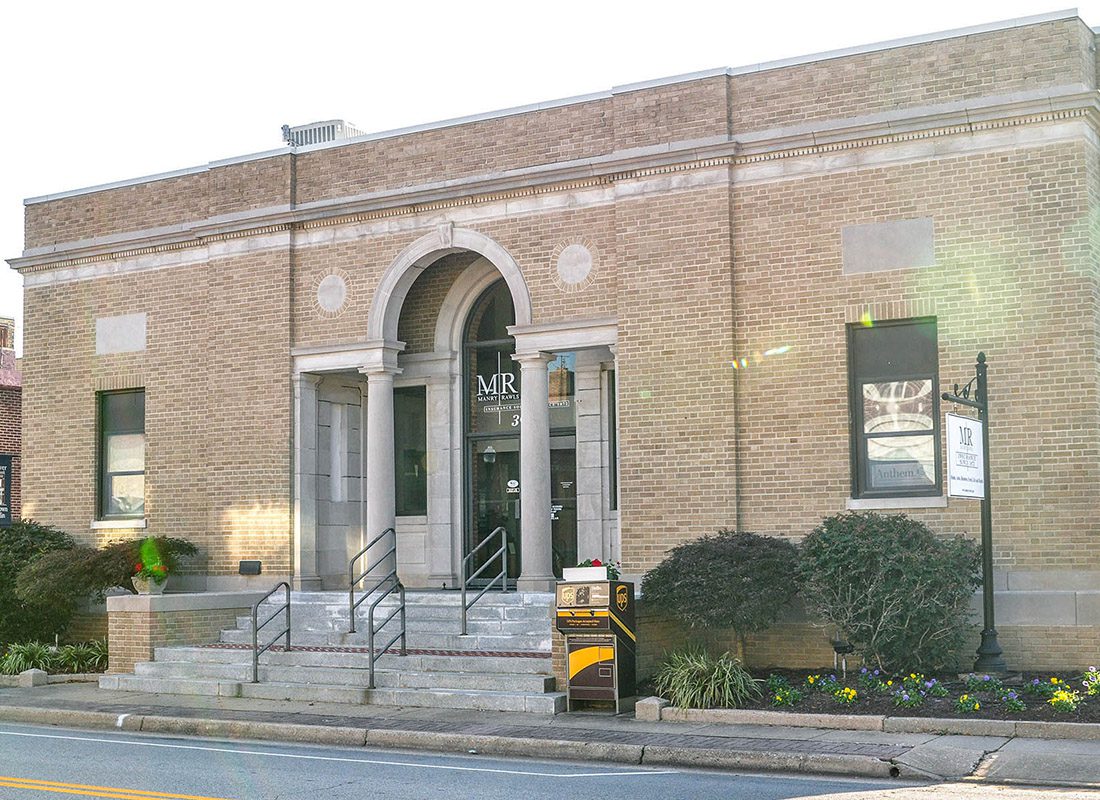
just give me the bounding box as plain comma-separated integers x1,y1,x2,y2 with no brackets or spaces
367,576,406,689
251,581,290,683
461,526,508,636
348,527,407,689
348,527,396,633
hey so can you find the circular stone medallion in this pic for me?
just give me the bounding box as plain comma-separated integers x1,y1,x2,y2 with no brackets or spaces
314,269,350,318
551,240,597,292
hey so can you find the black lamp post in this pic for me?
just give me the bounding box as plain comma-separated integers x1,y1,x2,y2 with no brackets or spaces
942,352,1007,673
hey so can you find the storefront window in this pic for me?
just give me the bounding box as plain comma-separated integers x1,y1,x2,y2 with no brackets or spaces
394,386,427,516
98,390,145,518
847,319,940,498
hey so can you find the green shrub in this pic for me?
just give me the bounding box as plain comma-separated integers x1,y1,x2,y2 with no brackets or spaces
54,640,108,674
799,512,980,672
16,536,198,605
653,648,761,709
0,520,76,645
0,642,55,674
641,530,800,651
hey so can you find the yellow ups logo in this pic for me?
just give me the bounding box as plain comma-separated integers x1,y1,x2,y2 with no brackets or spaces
616,584,629,612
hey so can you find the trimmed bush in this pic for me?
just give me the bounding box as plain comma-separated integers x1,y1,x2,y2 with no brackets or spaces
799,512,980,672
654,648,761,708
641,530,799,650
0,520,76,645
16,536,197,606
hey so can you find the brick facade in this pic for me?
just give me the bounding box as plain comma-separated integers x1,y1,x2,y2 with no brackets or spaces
11,12,1100,670
0,320,20,522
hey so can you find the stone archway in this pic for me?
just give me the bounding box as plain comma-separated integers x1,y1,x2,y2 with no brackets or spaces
361,226,553,589
367,224,532,345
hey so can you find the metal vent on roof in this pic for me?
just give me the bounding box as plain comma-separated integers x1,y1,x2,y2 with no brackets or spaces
281,120,364,147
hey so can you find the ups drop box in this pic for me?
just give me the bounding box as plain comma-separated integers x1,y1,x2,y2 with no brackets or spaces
555,580,636,713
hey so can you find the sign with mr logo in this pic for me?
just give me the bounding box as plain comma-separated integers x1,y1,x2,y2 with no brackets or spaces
0,454,11,527
946,413,984,500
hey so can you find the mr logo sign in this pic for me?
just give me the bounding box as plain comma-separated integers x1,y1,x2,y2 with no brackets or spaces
946,412,985,500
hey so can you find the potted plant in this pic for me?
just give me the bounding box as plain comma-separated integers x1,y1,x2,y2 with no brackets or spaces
131,537,171,594
562,558,621,582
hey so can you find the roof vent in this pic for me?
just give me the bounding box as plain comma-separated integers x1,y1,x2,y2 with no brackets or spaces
281,120,365,148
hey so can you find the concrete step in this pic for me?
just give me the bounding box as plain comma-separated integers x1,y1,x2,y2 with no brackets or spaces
235,615,546,636
240,682,566,713
153,646,552,674
100,674,566,714
276,591,553,608
217,629,552,652
134,660,555,692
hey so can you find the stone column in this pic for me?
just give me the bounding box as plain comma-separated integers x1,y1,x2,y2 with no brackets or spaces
362,366,401,577
293,372,323,590
514,352,555,591
573,350,606,562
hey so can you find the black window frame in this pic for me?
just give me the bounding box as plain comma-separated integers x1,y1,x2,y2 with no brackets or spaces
97,389,146,520
847,318,941,500
394,384,428,517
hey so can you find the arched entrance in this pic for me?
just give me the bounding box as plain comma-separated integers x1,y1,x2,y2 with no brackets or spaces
462,280,578,583
291,227,618,593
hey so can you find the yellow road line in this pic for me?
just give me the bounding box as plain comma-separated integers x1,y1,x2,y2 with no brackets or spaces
0,775,233,800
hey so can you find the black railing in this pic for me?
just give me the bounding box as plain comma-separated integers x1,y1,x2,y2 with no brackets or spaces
461,526,508,636
348,527,407,689
251,582,290,683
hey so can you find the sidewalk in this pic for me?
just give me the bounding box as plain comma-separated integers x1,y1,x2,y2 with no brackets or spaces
1,681,1099,791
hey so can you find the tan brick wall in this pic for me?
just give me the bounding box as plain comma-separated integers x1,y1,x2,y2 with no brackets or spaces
294,98,614,206
107,607,247,674
729,18,1095,133
22,248,292,575
615,180,738,571
66,611,109,644
732,139,1100,572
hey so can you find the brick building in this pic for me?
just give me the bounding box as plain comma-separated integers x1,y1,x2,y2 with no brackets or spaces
8,11,1100,669
0,317,20,525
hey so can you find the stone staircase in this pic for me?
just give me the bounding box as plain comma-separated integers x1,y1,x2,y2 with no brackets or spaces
99,590,565,714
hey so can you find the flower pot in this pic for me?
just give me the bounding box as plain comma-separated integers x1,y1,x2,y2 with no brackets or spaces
132,575,167,595
561,566,609,582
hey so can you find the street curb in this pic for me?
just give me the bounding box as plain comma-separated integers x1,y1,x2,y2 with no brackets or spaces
639,746,897,778
649,703,1100,741
0,704,898,779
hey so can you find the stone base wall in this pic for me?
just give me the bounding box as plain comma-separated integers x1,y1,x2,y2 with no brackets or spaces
106,592,266,673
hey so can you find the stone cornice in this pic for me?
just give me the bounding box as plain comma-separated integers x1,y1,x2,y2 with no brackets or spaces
10,88,1100,275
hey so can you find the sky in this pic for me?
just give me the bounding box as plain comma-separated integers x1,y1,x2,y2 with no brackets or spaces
1,1,1096,356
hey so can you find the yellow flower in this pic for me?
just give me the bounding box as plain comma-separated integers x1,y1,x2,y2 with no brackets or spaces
975,703,980,710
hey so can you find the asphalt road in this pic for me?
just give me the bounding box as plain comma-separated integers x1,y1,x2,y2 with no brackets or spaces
0,721,923,800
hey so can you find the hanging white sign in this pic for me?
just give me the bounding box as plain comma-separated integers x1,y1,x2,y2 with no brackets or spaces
946,412,985,500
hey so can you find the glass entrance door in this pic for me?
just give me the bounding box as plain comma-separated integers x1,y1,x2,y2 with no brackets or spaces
468,437,520,582
550,436,577,578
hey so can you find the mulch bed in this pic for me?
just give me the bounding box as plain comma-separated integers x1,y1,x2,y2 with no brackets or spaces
735,669,1100,723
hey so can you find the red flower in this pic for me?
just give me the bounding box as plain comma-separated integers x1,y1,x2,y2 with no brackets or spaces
152,564,166,572
591,559,602,567
134,562,143,573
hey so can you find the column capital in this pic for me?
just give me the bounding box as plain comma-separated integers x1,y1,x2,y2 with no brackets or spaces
359,365,403,380
355,338,406,375
512,351,555,367
293,372,323,387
